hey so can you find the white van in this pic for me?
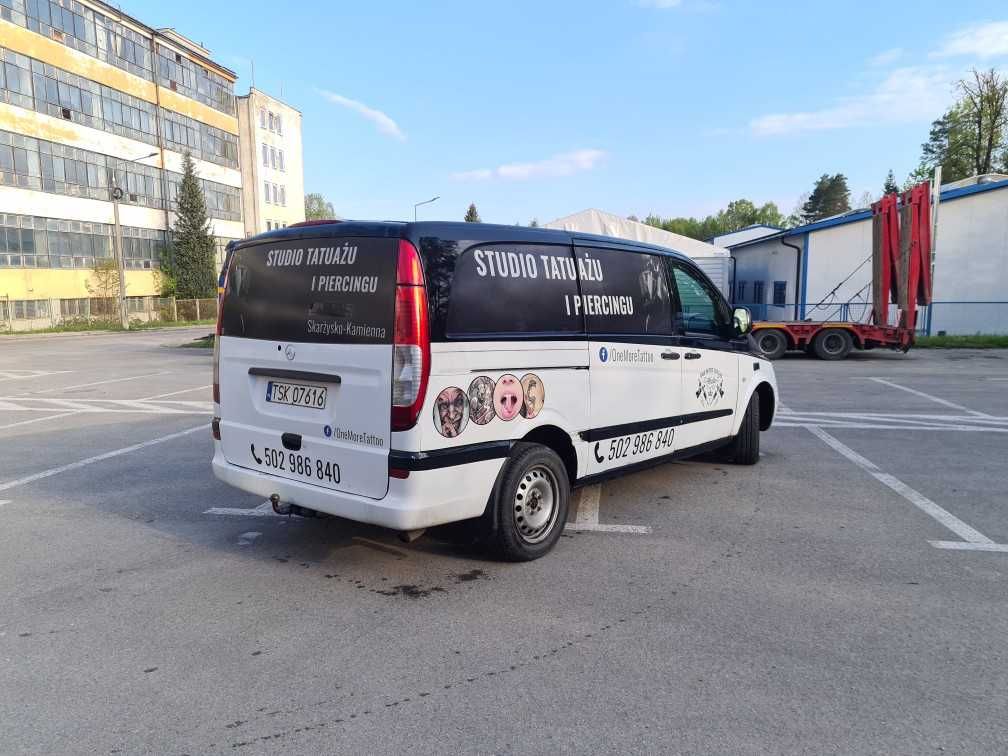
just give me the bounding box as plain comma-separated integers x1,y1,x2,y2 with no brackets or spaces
212,221,778,560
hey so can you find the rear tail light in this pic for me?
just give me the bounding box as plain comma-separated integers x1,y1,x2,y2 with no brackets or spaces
213,262,229,406
391,239,429,431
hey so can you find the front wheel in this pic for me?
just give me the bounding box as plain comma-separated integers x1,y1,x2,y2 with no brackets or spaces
489,442,570,561
720,394,760,465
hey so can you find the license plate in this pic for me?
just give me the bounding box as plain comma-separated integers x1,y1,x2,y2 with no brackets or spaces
265,380,327,409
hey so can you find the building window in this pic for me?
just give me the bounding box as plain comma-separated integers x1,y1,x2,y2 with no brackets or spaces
773,281,787,307
268,111,274,132
277,149,285,172
264,180,271,203
266,221,271,231
269,147,276,170
261,143,268,167
276,114,283,135
278,185,286,206
753,281,765,305
259,108,266,128
735,280,746,304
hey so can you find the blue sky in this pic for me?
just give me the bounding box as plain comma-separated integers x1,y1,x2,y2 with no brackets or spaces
131,0,1008,224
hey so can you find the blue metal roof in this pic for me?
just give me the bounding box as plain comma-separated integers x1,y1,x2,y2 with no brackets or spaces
727,177,1008,251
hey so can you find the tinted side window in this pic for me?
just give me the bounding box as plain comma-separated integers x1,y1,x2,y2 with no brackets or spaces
576,247,672,336
446,244,583,337
669,263,728,337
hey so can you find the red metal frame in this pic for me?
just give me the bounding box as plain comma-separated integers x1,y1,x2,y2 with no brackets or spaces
753,181,934,355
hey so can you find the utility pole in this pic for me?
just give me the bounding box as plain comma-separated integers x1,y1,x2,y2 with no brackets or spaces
110,151,160,329
111,186,129,329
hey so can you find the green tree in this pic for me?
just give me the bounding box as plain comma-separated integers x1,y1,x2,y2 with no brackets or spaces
913,69,1008,183
85,257,122,321
883,170,899,195
464,203,481,222
800,174,851,223
171,152,217,299
640,198,786,241
304,192,336,220
528,217,540,227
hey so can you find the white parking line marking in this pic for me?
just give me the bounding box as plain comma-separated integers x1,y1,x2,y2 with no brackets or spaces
140,385,211,400
0,425,204,493
806,426,997,548
0,398,211,415
35,371,171,394
929,541,1008,553
566,523,654,534
0,500,10,507
0,411,80,430
574,485,600,526
204,501,281,517
864,377,990,417
238,531,262,546
0,369,72,382
566,484,651,534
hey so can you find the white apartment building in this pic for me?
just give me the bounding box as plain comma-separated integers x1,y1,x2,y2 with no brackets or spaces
237,88,304,236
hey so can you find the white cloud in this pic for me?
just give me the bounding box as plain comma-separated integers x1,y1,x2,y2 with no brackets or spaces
932,20,1008,59
749,66,953,136
638,0,682,7
451,149,606,181
316,88,406,141
869,47,903,66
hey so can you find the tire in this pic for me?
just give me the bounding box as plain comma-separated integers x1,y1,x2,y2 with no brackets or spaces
721,394,760,465
487,442,570,561
812,328,853,360
754,329,788,360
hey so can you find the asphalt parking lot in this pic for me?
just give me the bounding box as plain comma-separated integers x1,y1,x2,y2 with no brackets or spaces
2,328,1007,754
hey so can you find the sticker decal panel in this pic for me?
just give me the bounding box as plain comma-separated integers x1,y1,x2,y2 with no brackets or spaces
696,368,725,408
433,387,469,438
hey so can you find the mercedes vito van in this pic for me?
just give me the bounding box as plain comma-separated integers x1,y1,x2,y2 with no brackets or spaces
212,221,778,560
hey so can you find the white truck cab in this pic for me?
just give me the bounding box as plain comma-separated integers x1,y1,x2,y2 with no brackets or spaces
212,221,778,560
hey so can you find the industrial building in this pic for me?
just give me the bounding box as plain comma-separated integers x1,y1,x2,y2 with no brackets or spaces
0,0,303,329
717,175,1008,335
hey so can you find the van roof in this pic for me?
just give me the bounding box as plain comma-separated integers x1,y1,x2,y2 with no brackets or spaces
235,220,694,262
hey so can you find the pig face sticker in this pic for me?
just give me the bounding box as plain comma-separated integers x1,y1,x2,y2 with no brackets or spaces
493,374,524,421
520,373,544,419
434,386,468,438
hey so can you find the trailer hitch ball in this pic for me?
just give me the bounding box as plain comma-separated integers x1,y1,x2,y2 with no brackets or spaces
270,494,291,515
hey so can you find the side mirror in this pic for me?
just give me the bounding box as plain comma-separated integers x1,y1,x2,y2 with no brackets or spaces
733,307,753,336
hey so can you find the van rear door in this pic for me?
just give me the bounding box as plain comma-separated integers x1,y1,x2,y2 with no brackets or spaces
218,236,397,499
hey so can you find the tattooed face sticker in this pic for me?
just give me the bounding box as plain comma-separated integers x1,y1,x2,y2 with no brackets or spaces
434,387,468,438
493,374,523,421
520,374,544,419
468,376,495,426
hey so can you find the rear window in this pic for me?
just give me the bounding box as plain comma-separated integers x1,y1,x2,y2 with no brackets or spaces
446,244,583,337
221,237,397,343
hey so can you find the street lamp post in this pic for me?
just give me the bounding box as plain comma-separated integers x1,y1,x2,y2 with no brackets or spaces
413,196,440,222
110,151,159,329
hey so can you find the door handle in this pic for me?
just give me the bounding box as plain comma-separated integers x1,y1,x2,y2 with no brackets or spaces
685,352,702,360
661,352,680,360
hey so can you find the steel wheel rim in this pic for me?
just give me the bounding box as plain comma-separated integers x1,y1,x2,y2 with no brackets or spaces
512,465,559,544
823,333,844,353
758,333,780,354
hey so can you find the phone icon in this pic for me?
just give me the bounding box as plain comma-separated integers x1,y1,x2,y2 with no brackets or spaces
250,444,263,464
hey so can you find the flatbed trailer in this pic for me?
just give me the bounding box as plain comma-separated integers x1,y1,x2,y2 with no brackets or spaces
750,320,913,361
749,180,934,361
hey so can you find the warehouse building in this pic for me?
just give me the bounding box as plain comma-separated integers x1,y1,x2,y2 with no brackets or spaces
717,175,1008,335
0,0,301,329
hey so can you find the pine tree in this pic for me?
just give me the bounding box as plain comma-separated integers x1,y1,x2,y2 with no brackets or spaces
528,217,540,227
464,203,481,223
800,174,851,223
172,152,217,299
883,170,899,195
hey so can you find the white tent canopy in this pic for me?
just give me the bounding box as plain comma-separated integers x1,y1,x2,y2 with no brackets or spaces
544,208,732,296
544,208,729,259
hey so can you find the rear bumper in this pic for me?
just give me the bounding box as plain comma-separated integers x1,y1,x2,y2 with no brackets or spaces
211,449,502,530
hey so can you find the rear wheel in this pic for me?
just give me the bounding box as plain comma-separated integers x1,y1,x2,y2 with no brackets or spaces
489,442,569,561
754,329,788,360
812,328,853,360
721,393,760,464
